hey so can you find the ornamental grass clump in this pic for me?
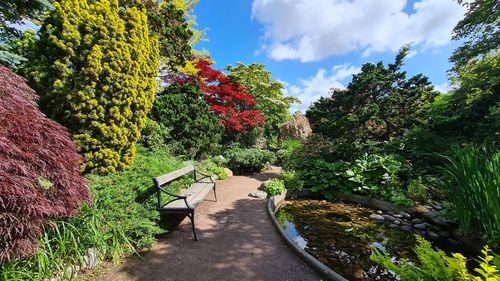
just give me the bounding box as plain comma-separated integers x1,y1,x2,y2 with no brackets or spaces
440,145,500,246
0,64,91,264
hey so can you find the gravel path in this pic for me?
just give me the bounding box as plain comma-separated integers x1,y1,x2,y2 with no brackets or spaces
98,167,321,281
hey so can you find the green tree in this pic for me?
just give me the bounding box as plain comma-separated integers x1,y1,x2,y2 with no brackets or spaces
306,46,437,156
450,0,500,70
150,81,223,158
226,62,300,141
24,0,159,174
0,0,52,69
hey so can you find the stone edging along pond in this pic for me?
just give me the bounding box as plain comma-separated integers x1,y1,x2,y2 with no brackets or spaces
266,191,349,281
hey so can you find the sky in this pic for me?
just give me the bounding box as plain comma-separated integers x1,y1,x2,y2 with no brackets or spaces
193,0,466,112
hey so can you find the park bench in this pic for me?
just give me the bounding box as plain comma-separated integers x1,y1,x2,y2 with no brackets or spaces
154,164,217,241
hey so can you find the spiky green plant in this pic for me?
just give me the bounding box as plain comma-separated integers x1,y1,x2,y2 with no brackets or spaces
440,145,500,246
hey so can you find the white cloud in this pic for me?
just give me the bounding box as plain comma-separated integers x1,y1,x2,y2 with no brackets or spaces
284,64,361,112
252,0,466,62
434,82,452,93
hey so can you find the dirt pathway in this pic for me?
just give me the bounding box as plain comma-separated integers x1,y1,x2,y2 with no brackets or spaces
98,167,321,281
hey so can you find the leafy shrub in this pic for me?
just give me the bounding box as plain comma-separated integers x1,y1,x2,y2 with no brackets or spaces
197,158,228,180
138,118,169,150
0,65,91,264
263,179,285,196
282,170,304,192
440,145,500,246
282,139,303,151
224,148,276,174
151,82,223,159
371,235,500,280
406,177,429,203
24,0,159,174
289,151,411,204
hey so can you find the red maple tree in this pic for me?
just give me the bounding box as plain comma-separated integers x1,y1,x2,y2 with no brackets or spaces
177,59,265,133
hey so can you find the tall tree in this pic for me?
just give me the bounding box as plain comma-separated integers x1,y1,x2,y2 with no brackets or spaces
151,81,223,158
450,0,500,70
226,62,300,140
307,46,437,145
24,0,159,174
177,59,265,135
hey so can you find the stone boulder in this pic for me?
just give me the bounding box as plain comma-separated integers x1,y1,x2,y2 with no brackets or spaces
279,111,312,141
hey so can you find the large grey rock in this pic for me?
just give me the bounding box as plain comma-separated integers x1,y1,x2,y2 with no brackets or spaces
249,190,267,199
426,231,440,241
382,214,397,222
279,112,312,141
400,225,412,231
369,214,385,223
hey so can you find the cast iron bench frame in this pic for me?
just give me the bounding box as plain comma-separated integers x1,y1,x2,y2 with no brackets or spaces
154,164,217,240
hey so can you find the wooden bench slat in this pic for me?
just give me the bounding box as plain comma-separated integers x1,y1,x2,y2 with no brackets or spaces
160,182,213,209
155,164,195,186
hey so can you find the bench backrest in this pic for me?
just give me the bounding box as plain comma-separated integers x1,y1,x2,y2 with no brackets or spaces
154,164,195,186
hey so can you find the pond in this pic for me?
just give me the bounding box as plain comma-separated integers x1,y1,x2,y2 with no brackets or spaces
276,199,472,281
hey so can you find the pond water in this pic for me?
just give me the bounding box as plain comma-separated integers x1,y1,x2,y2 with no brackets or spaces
276,199,471,281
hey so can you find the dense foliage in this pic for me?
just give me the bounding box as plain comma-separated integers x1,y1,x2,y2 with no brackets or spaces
450,0,500,70
151,82,223,158
1,146,187,279
0,65,91,264
371,236,500,280
226,62,299,141
24,0,159,174
0,0,52,68
440,145,500,246
224,148,276,174
179,59,265,136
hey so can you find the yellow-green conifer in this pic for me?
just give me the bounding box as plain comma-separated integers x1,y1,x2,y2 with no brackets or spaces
25,0,159,174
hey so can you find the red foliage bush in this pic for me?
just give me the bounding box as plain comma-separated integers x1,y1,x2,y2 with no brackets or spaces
0,65,91,263
177,59,265,133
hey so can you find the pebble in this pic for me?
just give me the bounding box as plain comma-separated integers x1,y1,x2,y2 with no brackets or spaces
431,203,443,210
394,214,403,219
382,214,397,222
413,223,427,230
394,219,401,225
426,231,440,241
369,214,385,223
389,224,399,228
377,210,383,215
447,238,462,247
400,225,412,231
412,218,424,225
399,212,411,219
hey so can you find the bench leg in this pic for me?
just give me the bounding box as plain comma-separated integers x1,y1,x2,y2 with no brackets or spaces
187,211,199,241
213,183,218,202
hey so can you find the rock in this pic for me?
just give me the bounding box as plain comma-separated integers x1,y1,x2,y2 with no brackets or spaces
412,218,424,225
382,214,397,222
394,214,403,219
279,112,312,141
394,219,401,225
369,214,385,223
83,248,98,269
389,224,399,228
446,238,462,247
399,211,411,219
426,231,440,241
413,223,427,230
431,202,443,210
224,168,233,177
400,225,412,231
248,190,267,199
377,210,383,215
438,230,451,238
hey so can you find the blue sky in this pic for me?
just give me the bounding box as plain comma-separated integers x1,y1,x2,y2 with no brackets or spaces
193,0,465,112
